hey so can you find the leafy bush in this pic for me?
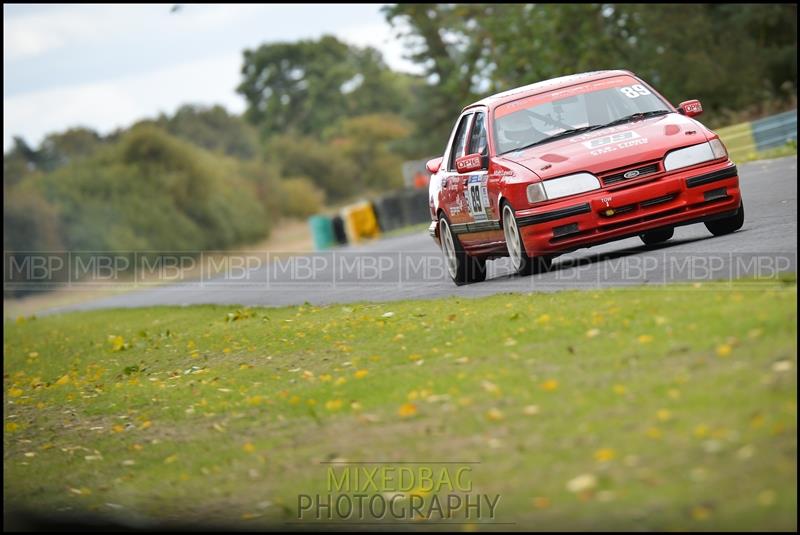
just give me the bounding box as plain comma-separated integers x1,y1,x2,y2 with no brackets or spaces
328,113,411,191
26,125,268,251
266,134,360,201
3,187,63,252
275,177,325,218
155,105,260,159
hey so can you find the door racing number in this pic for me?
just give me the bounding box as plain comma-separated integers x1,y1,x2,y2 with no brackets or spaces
465,175,490,221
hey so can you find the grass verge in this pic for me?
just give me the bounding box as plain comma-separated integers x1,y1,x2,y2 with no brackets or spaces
4,280,797,530
732,141,797,164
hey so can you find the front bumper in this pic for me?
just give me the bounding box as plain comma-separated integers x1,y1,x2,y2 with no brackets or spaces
428,220,440,246
515,161,742,255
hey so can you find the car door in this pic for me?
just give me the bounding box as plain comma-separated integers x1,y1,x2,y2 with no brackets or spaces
440,112,474,229
458,110,504,247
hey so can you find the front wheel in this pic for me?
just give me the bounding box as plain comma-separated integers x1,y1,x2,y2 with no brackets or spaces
705,203,745,236
439,218,486,285
640,227,674,246
502,204,552,276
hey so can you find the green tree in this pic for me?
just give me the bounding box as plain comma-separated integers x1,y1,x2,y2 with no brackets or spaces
383,4,495,152
329,113,412,191
265,134,360,200
3,137,40,188
613,4,797,117
37,127,104,171
238,35,412,138
155,104,260,159
3,187,63,252
4,129,104,187
385,4,797,134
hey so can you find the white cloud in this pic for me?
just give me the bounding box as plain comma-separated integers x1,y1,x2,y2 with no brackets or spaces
4,5,118,61
3,22,65,60
3,4,419,151
3,5,265,62
4,52,245,149
336,20,421,74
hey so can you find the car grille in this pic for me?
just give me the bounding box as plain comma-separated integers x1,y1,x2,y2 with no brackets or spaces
601,162,660,186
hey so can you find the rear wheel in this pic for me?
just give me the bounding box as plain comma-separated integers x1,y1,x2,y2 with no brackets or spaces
439,218,486,285
502,204,552,276
639,227,674,246
705,203,744,236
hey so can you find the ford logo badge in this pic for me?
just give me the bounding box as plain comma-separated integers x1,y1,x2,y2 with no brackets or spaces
623,170,641,179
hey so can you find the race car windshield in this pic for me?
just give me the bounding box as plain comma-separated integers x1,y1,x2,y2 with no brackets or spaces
494,82,670,155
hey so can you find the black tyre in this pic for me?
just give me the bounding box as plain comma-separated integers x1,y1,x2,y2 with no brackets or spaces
501,204,552,276
439,218,487,285
705,203,745,236
639,227,674,246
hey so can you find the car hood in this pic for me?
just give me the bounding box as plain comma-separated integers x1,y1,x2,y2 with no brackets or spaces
498,113,710,180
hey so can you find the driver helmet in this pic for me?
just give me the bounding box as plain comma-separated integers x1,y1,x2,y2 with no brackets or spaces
498,112,539,142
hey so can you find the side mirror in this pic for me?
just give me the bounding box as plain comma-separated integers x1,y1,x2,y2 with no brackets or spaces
678,99,703,117
426,157,443,174
454,153,485,174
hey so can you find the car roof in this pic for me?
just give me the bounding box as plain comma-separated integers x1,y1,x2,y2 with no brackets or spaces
464,69,636,112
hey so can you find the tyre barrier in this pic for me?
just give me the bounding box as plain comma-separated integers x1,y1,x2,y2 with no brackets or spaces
310,188,433,249
372,194,406,233
342,201,381,244
308,214,335,251
398,188,431,228
331,215,348,246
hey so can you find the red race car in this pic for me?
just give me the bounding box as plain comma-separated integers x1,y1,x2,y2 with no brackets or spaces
427,70,744,285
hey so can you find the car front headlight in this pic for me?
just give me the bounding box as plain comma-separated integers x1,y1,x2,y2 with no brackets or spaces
529,173,601,204
664,140,727,171
709,138,728,159
526,182,547,204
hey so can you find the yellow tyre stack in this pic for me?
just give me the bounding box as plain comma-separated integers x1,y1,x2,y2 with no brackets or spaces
342,201,381,243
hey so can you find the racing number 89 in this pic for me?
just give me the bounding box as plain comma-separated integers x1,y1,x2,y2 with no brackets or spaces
469,184,482,213
619,84,651,98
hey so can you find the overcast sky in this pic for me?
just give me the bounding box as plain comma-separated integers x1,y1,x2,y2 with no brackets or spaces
3,3,418,151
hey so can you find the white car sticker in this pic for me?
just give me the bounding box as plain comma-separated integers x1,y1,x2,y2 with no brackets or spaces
589,137,649,156
582,130,640,149
619,84,652,98
465,175,489,221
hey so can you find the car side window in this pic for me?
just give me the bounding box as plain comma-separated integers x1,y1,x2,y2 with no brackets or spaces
468,112,488,157
448,114,472,171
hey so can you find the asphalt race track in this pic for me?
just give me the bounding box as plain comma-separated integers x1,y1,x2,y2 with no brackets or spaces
46,156,797,314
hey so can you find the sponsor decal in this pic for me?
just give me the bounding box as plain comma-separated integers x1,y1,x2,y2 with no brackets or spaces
489,169,515,179
588,135,649,156
569,123,632,143
684,102,702,114
583,130,639,149
456,155,482,172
